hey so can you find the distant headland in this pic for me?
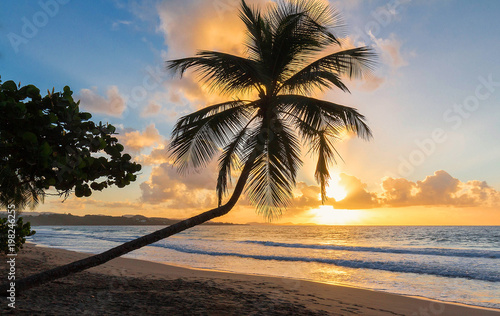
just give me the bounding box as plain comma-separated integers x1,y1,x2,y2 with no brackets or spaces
15,213,242,226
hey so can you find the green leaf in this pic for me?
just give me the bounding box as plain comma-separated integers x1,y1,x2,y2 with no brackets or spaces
78,160,87,169
99,139,107,149
63,86,72,95
22,132,38,144
40,141,52,157
2,80,17,92
16,102,26,113
26,85,40,98
80,112,92,120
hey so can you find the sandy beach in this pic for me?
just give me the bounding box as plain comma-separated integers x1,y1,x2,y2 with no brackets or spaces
0,244,497,315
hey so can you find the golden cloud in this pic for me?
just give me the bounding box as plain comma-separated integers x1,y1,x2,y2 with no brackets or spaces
117,123,162,153
140,160,218,209
284,170,500,216
381,170,500,208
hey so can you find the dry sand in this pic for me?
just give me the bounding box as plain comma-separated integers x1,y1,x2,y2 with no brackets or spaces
1,244,499,315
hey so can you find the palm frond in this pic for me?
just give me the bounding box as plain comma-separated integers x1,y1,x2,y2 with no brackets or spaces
268,0,342,80
169,100,254,173
246,151,294,221
279,46,376,95
239,0,272,64
272,117,302,184
278,94,371,202
216,116,259,206
311,129,336,203
167,51,264,96
244,117,301,221
278,95,372,140
0,174,44,211
281,70,349,95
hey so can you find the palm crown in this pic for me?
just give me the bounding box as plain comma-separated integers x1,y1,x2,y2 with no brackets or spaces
168,0,375,220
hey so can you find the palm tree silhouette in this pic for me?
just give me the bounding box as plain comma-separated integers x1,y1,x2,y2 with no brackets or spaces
5,0,375,293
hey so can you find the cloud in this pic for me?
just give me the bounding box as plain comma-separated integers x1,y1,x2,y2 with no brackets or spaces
140,102,161,117
284,170,500,216
112,20,132,30
155,0,270,107
140,161,218,209
117,124,162,153
78,86,126,117
379,177,416,207
44,196,142,215
331,174,380,209
135,140,170,166
292,182,322,209
359,73,385,91
289,174,379,211
369,33,407,68
381,170,500,208
156,0,264,58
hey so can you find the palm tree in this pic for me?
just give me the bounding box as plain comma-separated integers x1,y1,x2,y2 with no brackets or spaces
3,0,375,294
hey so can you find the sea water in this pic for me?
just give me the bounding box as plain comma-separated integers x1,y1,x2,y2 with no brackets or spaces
28,225,500,309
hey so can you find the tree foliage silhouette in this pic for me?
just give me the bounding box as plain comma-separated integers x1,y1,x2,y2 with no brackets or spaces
0,78,141,209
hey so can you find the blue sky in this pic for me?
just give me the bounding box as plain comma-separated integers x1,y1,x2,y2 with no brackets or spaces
1,0,499,224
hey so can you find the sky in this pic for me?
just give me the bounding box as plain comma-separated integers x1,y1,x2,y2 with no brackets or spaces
1,0,499,225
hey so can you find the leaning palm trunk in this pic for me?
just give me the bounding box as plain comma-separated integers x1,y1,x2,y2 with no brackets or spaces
0,154,256,295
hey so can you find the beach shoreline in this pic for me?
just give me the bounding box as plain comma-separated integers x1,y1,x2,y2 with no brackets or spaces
1,243,499,315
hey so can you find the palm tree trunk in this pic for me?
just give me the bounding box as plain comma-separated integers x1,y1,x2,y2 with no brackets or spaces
1,154,256,295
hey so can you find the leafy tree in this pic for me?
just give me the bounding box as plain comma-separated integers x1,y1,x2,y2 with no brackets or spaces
0,77,142,209
2,0,375,294
0,77,141,253
0,217,35,254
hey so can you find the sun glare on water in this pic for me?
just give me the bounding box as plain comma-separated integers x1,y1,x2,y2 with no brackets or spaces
311,206,364,225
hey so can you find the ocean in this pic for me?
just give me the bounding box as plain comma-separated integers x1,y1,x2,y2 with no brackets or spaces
28,225,500,309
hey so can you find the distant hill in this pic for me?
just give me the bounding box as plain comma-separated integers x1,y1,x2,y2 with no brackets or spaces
14,213,240,226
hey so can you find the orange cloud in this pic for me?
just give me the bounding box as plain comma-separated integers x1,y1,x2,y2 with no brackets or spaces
381,170,500,208
140,161,218,209
117,124,162,153
331,173,380,209
135,141,170,166
284,170,500,215
292,182,322,209
156,0,270,107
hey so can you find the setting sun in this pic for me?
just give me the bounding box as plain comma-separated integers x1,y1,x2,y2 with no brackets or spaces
318,174,348,201
310,205,364,225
